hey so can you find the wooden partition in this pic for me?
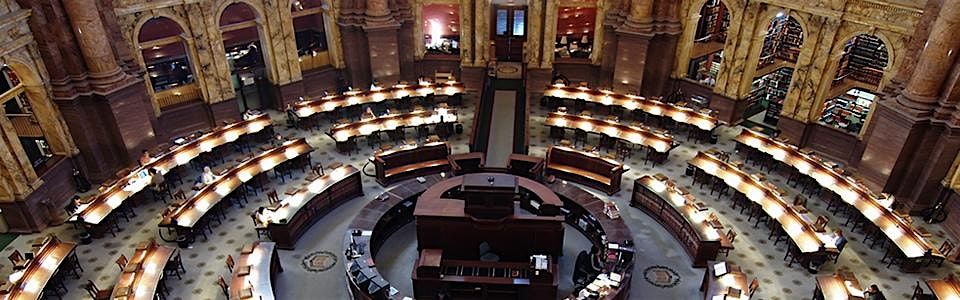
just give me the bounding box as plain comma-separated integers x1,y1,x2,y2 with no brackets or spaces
159,139,313,229
372,142,451,186
70,114,272,226
544,146,627,195
295,81,464,118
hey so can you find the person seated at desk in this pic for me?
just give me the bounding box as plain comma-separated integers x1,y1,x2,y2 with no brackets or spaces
242,108,261,120
864,284,885,300
285,103,299,128
149,168,165,192
362,106,376,120
194,166,217,189
271,133,286,147
807,229,846,274
139,150,153,167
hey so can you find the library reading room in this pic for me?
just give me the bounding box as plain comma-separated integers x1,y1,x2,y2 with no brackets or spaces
1,0,960,299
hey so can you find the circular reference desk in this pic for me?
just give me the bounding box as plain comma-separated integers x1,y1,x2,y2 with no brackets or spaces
343,172,635,299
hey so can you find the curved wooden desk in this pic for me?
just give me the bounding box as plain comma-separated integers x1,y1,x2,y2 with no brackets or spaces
735,128,934,259
229,242,282,300
159,139,313,230
328,109,458,142
294,81,464,118
543,84,720,131
71,114,272,226
372,142,451,186
544,146,628,195
544,112,676,153
2,237,78,300
111,241,175,300
689,150,835,254
344,173,635,300
632,174,728,267
256,165,363,249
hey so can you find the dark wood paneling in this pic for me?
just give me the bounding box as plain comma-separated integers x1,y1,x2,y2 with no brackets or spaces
553,62,600,86
2,157,77,233
643,34,679,96
275,80,305,110
805,124,862,164
302,67,341,97
776,116,809,145
210,98,242,124
416,57,461,82
156,101,212,140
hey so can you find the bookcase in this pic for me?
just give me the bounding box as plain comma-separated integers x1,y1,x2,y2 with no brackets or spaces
746,67,793,125
833,35,888,87
819,88,876,134
758,16,803,68
695,0,729,42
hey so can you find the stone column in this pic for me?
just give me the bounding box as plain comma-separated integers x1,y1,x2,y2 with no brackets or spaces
61,0,128,90
611,0,654,92
899,0,960,112
540,0,559,69
365,0,402,83
474,0,490,66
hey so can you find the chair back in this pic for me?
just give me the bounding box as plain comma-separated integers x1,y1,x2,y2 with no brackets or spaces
313,164,324,176
941,239,955,256
226,254,235,270
173,190,186,200
748,278,759,297
84,280,99,298
726,229,737,243
267,190,280,204
814,216,829,232
8,250,22,265
217,276,229,296
793,195,807,207
913,281,926,299
116,254,128,269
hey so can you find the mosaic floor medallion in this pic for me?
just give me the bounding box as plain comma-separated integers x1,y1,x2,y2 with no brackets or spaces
302,251,338,272
643,265,681,288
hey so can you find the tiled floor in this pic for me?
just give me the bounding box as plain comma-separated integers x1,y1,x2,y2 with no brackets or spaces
5,95,959,300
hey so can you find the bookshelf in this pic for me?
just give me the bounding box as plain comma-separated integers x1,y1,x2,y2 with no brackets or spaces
746,67,794,125
695,0,729,43
833,35,888,87
819,88,876,134
757,16,803,68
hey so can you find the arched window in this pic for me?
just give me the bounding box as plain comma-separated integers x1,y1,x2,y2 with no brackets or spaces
744,14,804,128
292,0,331,70
423,3,460,56
685,0,729,85
0,66,53,171
221,2,269,111
139,17,199,108
554,1,597,61
819,34,889,135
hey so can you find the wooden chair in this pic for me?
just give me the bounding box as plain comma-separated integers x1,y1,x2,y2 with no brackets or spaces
226,254,235,273
912,281,934,300
162,249,186,281
793,194,807,207
267,190,280,205
251,212,271,240
814,216,829,232
115,254,128,271
313,163,325,176
928,239,955,267
217,276,229,297
8,250,25,269
718,229,736,257
748,278,760,298
84,280,112,300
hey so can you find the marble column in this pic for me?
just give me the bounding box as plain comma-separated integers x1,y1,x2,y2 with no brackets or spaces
365,0,402,83
61,0,128,90
899,0,960,112
611,0,654,92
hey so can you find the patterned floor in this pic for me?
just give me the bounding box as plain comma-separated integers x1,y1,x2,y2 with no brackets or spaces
3,94,958,300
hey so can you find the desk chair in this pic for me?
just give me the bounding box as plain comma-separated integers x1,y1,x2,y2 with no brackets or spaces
478,242,500,262
84,280,112,300
226,255,236,273
912,281,935,300
217,276,229,297
164,250,186,280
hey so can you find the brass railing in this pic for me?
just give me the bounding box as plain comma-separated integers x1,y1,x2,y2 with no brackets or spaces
155,83,201,109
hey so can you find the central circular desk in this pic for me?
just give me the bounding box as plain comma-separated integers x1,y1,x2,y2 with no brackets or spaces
343,172,635,299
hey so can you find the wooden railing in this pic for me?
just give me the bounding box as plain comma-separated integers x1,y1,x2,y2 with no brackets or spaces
155,83,201,109
299,51,331,71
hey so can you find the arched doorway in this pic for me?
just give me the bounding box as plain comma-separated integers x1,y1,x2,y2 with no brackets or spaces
0,66,55,172
138,17,200,110
818,34,889,135
492,0,527,61
292,0,333,71
686,0,730,86
744,14,803,128
220,2,270,112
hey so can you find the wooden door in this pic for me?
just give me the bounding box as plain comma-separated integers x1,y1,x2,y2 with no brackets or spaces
492,5,526,62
